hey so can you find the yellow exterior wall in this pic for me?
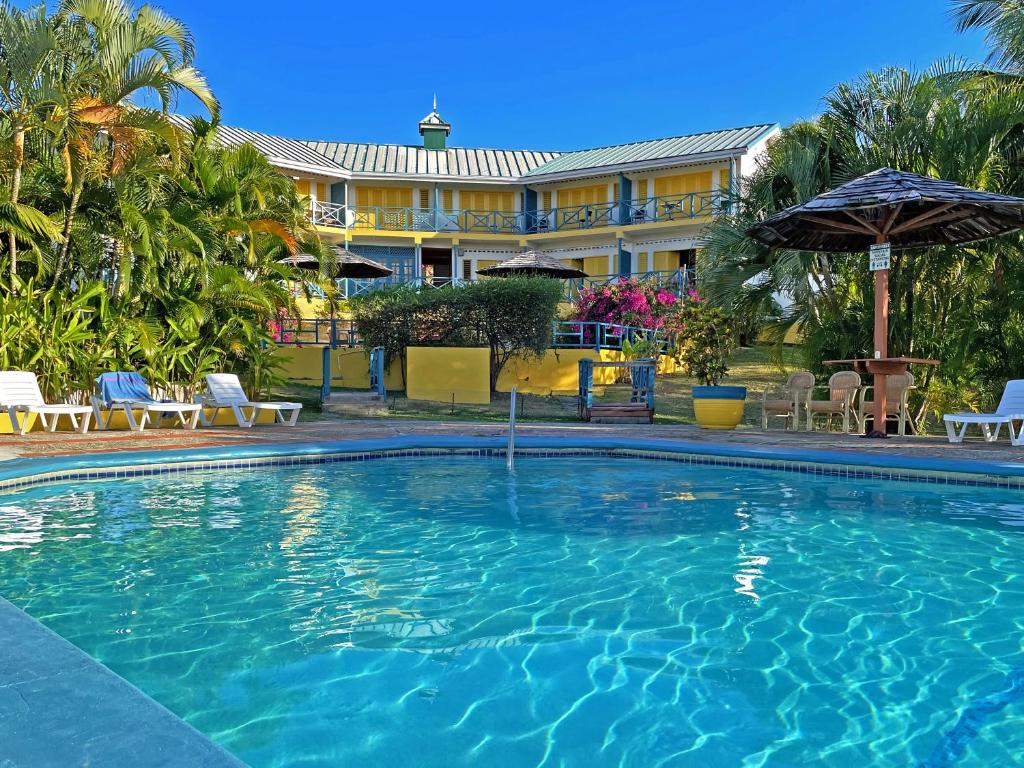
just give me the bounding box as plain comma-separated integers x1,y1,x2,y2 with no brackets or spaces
558,183,609,207
460,190,514,212
654,171,713,197
357,187,413,207
582,255,611,276
653,250,680,271
406,347,490,404
294,180,326,200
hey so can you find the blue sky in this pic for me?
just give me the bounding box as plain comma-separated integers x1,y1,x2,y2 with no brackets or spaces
161,0,988,150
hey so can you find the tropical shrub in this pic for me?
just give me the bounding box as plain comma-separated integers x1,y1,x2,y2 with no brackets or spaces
0,1,329,404
673,302,735,386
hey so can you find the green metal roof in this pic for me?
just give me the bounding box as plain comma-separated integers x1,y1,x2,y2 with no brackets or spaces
301,141,559,179
206,120,778,181
522,124,778,178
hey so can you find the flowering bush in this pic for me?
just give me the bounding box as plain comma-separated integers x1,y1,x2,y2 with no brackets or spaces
571,279,681,336
267,313,294,344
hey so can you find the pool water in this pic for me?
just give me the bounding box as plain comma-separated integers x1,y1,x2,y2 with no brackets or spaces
2,457,1024,767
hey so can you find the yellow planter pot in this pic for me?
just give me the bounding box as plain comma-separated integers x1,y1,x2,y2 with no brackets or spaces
692,386,747,430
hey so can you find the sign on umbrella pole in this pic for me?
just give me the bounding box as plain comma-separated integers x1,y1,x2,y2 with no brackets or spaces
869,242,890,271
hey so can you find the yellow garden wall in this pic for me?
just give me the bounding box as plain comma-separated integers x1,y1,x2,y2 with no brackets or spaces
274,345,402,390
274,345,675,403
497,350,679,396
406,347,490,405
0,407,275,433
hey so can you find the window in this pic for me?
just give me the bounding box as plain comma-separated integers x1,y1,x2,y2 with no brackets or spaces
419,189,430,209
462,259,473,281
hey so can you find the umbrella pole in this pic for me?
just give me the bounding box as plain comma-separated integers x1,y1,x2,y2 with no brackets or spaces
870,233,889,438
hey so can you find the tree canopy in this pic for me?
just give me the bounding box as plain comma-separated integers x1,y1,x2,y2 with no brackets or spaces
0,0,335,398
700,6,1024,423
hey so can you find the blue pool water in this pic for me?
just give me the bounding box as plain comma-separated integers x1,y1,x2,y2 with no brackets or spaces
1,456,1024,767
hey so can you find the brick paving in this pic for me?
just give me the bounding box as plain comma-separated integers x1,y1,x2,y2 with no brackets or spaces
2,417,1023,467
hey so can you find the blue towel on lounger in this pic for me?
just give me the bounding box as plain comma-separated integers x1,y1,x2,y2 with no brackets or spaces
96,372,156,405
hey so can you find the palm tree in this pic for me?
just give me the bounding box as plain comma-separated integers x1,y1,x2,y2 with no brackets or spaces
700,63,1024,403
0,1,64,288
50,0,218,282
952,1,1024,73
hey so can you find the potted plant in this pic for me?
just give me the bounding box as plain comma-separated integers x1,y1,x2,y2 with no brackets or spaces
674,302,745,429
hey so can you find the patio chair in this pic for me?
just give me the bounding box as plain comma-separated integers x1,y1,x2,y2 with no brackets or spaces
91,372,203,432
858,372,916,436
943,379,1024,446
760,371,815,430
198,373,302,428
805,371,863,433
0,371,93,435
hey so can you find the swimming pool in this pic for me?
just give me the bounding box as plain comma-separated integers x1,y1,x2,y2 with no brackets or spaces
2,455,1023,767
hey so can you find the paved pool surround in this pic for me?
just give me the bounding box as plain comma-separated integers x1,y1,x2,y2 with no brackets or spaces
1,432,1022,768
0,595,244,768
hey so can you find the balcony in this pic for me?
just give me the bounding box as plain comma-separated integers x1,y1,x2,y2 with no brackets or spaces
309,192,719,235
289,268,692,303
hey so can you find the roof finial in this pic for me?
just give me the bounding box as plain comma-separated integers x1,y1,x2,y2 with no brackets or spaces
433,93,437,112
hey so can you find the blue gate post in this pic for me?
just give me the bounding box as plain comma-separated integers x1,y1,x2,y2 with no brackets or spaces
320,345,331,402
369,346,386,400
330,317,338,349
578,358,594,419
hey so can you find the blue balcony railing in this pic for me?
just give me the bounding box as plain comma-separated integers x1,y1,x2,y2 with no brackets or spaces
288,268,692,302
272,316,667,353
310,192,719,235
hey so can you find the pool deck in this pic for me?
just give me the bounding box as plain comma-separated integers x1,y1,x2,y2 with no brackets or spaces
2,418,1023,467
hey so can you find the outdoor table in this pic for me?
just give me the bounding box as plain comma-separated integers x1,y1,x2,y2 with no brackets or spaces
823,357,939,437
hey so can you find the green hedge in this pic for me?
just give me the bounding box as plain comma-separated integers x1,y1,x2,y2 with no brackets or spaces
351,277,562,391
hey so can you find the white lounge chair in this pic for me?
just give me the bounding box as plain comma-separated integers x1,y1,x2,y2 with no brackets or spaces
92,372,203,432
198,373,302,428
0,371,93,435
944,380,1024,446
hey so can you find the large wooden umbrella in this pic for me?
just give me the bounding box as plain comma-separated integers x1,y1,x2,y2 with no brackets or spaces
477,249,588,279
747,167,1024,436
279,247,393,279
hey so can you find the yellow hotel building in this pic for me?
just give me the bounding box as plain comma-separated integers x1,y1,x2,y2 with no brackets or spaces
218,106,779,288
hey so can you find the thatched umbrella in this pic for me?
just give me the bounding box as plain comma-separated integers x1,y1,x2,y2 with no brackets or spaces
747,167,1024,436
476,249,588,279
278,248,393,278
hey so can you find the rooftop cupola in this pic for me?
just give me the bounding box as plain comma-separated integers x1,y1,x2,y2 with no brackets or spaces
418,96,452,150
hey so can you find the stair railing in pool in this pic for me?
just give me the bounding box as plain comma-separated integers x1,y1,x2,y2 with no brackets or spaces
507,387,517,471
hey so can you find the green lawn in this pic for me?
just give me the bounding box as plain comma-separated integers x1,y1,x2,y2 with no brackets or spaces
280,344,804,427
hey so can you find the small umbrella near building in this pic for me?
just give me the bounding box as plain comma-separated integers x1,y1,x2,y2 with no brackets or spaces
332,247,394,279
279,248,393,279
277,252,322,271
747,167,1024,437
476,249,588,279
